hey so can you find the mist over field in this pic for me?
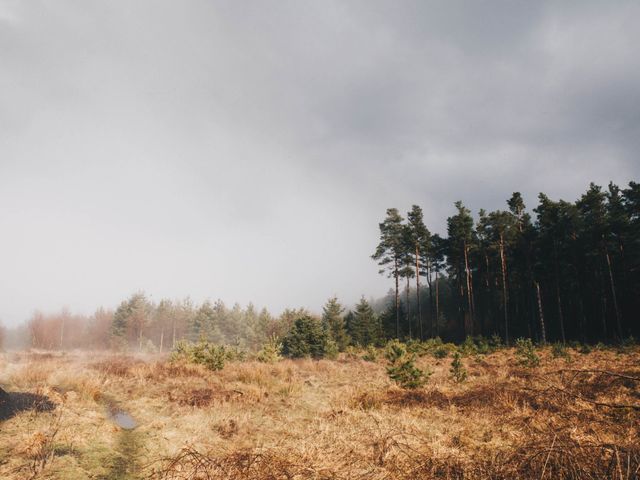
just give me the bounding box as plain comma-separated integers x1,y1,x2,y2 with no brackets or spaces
1,1,640,326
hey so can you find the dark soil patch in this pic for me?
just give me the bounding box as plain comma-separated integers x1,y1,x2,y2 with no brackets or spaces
0,387,56,421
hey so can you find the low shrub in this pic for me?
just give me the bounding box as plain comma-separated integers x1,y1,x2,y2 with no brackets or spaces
432,342,457,359
433,346,449,359
324,339,339,360
449,351,467,383
617,336,636,353
459,336,477,356
551,342,571,361
489,334,503,350
515,338,540,368
385,341,431,389
170,340,234,371
256,335,283,363
362,345,377,362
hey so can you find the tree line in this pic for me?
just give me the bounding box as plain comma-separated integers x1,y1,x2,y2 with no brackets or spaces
1,180,636,352
372,181,640,344
0,292,381,353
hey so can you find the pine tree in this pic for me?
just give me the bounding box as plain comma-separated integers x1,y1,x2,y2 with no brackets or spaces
322,296,350,351
350,297,379,346
446,202,476,338
407,205,431,340
282,315,328,359
372,208,405,339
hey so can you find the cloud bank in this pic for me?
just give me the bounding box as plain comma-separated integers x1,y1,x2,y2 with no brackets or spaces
1,1,639,323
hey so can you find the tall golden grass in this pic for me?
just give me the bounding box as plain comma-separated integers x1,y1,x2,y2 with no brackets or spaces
0,347,637,479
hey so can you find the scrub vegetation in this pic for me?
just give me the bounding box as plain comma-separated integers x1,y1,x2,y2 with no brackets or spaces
0,341,638,480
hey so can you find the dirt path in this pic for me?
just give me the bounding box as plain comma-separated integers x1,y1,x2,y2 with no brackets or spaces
98,396,142,480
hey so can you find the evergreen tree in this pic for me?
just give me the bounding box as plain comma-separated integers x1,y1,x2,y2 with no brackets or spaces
282,315,328,359
322,296,350,351
407,205,431,340
446,202,476,338
372,208,405,338
349,297,380,346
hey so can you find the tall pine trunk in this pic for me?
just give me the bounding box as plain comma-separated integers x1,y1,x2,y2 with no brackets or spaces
499,233,509,345
394,257,400,339
535,281,546,344
435,270,440,337
427,262,433,338
463,241,474,336
604,246,623,339
415,244,422,340
406,276,411,339
553,242,566,344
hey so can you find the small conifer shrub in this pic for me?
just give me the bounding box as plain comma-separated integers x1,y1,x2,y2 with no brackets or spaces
449,351,468,383
385,341,431,389
362,345,378,362
170,339,228,371
256,335,283,363
551,342,571,361
515,338,540,368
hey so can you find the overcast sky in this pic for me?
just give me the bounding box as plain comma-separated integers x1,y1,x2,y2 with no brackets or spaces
1,1,639,325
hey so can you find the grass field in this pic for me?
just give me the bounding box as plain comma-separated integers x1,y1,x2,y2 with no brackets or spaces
0,346,638,479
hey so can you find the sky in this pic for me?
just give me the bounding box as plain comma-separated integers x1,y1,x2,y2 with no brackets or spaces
1,1,639,325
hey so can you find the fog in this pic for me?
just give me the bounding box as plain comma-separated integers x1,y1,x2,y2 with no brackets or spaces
1,1,639,325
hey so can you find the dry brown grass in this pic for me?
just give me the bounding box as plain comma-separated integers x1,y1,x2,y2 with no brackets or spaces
0,347,638,479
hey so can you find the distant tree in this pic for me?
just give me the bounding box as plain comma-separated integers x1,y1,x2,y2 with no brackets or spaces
485,210,517,344
111,292,150,350
407,205,431,340
430,234,447,337
322,296,349,351
189,301,223,343
447,201,476,338
372,208,405,338
349,297,380,346
400,224,416,338
282,315,328,359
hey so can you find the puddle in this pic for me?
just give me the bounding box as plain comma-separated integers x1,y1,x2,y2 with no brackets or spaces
102,397,137,430
110,410,137,430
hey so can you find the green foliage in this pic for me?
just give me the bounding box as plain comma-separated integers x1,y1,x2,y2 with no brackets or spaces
322,297,350,351
385,340,431,389
433,346,449,359
256,335,283,363
618,336,637,353
344,345,360,360
362,345,377,362
515,338,540,368
111,292,150,347
577,343,592,355
459,336,477,356
324,339,339,360
405,339,425,355
348,297,381,347
551,342,571,361
449,351,467,383
282,315,328,359
429,341,457,359
170,339,230,371
489,334,503,350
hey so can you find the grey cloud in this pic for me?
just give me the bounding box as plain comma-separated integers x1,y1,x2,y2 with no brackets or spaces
0,0,639,324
